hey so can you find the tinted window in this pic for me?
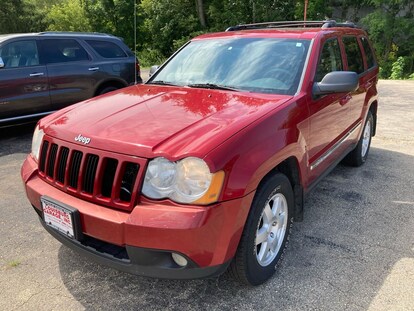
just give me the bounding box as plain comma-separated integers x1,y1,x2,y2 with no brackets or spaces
86,40,127,58
361,37,375,69
315,38,343,82
42,39,89,64
342,36,364,74
0,40,39,68
151,38,311,95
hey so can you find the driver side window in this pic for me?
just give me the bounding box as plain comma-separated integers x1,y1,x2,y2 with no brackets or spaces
315,38,343,82
0,40,39,68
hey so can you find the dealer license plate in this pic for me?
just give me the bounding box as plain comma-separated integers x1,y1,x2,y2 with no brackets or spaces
41,198,75,239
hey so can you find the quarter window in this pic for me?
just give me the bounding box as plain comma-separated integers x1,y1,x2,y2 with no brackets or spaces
361,37,375,69
42,39,89,64
342,36,364,74
86,40,127,58
0,40,39,68
315,38,343,82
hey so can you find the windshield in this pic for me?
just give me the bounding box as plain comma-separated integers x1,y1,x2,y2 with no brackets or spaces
149,37,311,95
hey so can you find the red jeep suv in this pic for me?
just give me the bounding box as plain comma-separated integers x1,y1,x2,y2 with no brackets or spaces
21,20,378,285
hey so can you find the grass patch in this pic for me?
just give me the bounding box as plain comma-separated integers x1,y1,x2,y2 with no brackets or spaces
8,260,21,268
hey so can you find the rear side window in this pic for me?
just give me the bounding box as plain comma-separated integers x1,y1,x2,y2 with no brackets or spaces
342,36,364,74
361,37,375,69
0,40,39,68
86,40,127,58
41,39,90,64
315,38,343,82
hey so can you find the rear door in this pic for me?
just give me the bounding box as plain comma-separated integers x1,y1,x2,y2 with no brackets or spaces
0,39,50,122
341,36,367,126
40,38,97,110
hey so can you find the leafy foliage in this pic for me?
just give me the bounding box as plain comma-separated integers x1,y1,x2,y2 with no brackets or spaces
0,0,413,78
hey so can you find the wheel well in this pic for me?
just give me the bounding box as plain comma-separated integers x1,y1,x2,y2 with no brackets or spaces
94,80,127,96
257,157,304,222
369,101,378,136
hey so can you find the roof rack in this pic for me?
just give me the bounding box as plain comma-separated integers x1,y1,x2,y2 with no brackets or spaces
39,31,115,37
225,20,357,31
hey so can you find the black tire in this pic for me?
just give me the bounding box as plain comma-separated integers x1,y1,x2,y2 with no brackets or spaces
98,86,118,95
228,173,294,285
343,111,374,167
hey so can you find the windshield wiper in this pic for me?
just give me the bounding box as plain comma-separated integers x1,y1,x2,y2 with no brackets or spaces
147,80,178,86
187,83,240,92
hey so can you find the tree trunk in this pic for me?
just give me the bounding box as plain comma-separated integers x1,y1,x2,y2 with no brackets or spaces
195,0,207,28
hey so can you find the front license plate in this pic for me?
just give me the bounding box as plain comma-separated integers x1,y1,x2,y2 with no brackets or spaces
41,197,75,239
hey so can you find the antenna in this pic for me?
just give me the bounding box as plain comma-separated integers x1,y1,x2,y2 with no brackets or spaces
134,0,137,85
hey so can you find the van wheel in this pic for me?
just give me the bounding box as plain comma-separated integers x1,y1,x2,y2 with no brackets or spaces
228,173,293,285
344,111,374,167
98,86,118,95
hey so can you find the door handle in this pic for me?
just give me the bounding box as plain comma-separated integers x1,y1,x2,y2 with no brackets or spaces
88,67,99,71
29,72,44,77
339,95,352,106
364,82,373,89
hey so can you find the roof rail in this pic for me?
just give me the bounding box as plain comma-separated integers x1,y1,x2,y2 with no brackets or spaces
225,20,357,31
39,31,115,37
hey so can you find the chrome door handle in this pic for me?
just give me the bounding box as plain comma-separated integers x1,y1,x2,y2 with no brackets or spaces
88,67,99,71
29,72,44,77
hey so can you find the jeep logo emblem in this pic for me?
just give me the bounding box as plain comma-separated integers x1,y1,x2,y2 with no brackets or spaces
75,134,91,145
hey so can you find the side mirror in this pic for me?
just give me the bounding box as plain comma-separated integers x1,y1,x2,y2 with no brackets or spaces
0,57,4,68
149,65,159,78
313,71,359,96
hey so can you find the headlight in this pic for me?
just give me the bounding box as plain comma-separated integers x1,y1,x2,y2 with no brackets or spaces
31,125,44,162
142,157,225,205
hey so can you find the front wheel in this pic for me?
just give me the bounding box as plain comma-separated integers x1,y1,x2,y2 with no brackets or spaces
344,111,374,167
229,173,293,285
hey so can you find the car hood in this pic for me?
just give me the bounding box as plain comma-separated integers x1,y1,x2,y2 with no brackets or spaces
41,85,291,159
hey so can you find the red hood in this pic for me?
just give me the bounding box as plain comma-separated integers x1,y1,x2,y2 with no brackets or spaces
40,85,291,159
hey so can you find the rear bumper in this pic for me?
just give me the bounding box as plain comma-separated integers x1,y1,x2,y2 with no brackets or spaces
22,155,254,279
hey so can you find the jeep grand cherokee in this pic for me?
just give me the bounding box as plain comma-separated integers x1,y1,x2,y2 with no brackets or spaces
21,20,378,285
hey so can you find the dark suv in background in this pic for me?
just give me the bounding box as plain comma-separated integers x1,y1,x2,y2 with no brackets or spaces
0,32,142,126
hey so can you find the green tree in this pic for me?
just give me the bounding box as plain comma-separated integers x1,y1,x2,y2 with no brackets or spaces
46,0,92,31
361,0,414,78
0,1,46,33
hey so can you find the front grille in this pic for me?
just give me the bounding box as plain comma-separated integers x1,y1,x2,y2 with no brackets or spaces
38,137,144,211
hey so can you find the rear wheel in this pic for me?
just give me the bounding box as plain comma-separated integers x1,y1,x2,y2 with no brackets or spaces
229,173,293,285
344,111,374,167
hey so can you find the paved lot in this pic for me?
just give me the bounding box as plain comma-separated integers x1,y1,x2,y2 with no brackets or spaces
0,80,413,310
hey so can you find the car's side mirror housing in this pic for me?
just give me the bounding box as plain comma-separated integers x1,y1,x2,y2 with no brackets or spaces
0,57,4,68
313,71,359,96
149,65,159,78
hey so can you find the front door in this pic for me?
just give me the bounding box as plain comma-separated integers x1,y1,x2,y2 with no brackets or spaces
0,39,50,123
307,37,350,182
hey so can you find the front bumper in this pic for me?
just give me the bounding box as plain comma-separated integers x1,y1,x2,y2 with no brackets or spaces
22,155,254,279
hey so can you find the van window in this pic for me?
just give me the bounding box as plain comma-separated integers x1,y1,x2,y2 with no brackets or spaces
0,40,39,68
342,36,364,74
42,39,90,64
86,40,127,58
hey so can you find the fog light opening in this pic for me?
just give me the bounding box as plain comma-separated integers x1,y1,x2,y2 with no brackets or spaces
172,253,188,267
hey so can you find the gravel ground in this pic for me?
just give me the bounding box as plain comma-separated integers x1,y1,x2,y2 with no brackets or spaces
0,80,413,311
